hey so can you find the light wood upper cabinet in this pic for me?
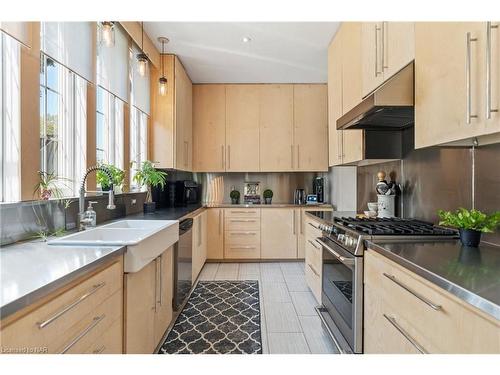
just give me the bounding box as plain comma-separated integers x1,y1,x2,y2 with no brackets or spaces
342,23,363,113
260,85,294,171
225,85,260,172
328,28,344,167
261,208,298,259
362,22,414,98
193,85,226,172
207,208,224,259
175,57,193,171
293,84,328,172
415,22,500,148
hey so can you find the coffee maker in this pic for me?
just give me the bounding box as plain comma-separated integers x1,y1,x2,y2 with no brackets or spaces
313,177,325,203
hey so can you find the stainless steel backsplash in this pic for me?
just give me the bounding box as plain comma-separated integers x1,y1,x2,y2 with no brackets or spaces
197,172,328,204
357,143,500,245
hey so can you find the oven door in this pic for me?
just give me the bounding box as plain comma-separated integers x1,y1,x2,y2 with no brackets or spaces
317,236,363,353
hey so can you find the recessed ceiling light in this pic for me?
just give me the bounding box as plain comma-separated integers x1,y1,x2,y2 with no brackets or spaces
242,36,252,43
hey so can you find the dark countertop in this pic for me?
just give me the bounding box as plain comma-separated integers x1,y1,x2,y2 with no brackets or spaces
305,210,358,222
366,240,500,320
124,204,204,221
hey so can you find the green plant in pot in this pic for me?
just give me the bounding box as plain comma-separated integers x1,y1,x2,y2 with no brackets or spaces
438,208,500,247
263,189,273,204
34,171,70,200
230,189,240,205
96,164,125,192
132,160,168,213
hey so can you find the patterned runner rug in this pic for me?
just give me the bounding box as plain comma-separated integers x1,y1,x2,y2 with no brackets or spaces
159,280,262,354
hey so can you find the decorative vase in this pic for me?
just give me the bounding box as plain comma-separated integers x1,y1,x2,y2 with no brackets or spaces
41,189,52,200
264,197,272,204
458,228,482,247
143,201,156,214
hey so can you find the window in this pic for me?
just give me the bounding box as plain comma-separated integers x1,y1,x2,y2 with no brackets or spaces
96,86,124,169
129,107,148,190
0,32,21,202
39,54,87,197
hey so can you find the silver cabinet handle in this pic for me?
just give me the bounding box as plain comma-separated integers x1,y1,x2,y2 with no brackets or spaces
227,145,231,169
307,263,320,277
198,218,202,247
291,144,294,169
316,238,355,266
383,273,442,311
486,22,499,119
382,21,388,70
229,246,256,250
375,24,382,76
296,145,300,169
229,219,257,222
300,211,303,235
230,210,257,214
292,210,296,235
307,222,320,230
154,257,159,312
92,345,106,354
466,31,479,124
219,210,222,235
307,239,321,250
383,314,428,354
159,255,163,306
184,141,189,168
60,315,105,354
229,232,256,235
221,145,225,169
37,282,105,329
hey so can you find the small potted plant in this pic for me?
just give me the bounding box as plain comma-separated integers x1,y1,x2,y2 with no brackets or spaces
263,189,273,204
97,164,125,192
34,171,69,200
132,160,168,213
230,189,240,205
438,208,500,247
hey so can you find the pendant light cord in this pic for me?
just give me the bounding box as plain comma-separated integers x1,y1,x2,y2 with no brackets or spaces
141,22,144,52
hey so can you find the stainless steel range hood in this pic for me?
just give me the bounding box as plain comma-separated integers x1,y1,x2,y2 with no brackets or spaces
337,63,414,130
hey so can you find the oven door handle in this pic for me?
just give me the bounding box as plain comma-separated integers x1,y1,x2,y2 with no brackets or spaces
316,238,355,266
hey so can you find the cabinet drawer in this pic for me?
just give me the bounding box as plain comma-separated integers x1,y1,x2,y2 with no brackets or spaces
304,218,322,240
84,316,123,354
225,209,260,218
305,237,322,273
224,217,260,231
225,231,260,246
305,261,321,304
224,244,261,259
365,250,500,353
61,290,122,354
0,259,123,353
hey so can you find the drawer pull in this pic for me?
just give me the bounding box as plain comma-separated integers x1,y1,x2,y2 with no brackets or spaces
60,315,106,354
307,222,320,230
230,210,257,214
383,273,442,311
92,345,106,354
307,263,320,277
37,282,106,329
229,219,257,222
383,314,428,354
307,239,321,250
229,246,256,250
229,232,256,235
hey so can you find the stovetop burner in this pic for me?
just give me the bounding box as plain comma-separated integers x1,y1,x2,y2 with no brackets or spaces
332,217,457,236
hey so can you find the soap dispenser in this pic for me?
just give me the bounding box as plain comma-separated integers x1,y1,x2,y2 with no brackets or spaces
83,201,98,228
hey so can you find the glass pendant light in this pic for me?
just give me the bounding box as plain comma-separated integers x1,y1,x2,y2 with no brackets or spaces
158,37,169,96
136,22,149,77
101,22,115,47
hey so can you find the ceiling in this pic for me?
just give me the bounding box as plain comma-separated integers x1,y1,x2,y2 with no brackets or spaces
144,22,340,83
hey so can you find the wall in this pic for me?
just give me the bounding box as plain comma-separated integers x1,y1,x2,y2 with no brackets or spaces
356,143,500,246
198,172,327,205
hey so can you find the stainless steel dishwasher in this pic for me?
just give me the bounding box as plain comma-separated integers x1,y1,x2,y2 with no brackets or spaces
173,218,193,311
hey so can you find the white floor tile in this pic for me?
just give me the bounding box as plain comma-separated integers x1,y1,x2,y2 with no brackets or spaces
283,273,309,292
280,262,305,275
299,316,338,354
198,263,219,281
290,291,319,316
268,333,310,354
264,302,302,333
214,263,239,280
261,282,292,303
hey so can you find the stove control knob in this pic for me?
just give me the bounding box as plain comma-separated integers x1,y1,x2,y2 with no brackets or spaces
337,234,345,242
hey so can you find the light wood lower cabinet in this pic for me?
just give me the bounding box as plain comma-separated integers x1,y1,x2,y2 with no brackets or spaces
261,208,298,259
364,249,500,354
207,208,224,260
192,211,207,281
125,247,173,354
298,208,331,259
304,215,324,303
224,208,261,259
0,257,123,354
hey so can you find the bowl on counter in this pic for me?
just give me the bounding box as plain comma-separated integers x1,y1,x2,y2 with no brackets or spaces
367,202,378,212
364,210,378,218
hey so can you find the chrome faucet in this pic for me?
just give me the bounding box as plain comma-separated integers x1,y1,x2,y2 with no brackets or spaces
78,165,116,231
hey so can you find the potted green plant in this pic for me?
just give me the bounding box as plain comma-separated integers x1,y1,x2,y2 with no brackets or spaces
263,189,273,204
96,164,125,192
230,189,240,205
438,208,500,247
33,171,69,200
132,160,168,213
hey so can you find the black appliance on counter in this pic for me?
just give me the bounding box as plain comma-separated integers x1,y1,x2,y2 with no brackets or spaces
310,213,458,354
313,177,325,203
175,180,201,207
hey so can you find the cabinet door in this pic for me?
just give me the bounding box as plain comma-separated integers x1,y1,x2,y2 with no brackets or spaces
193,85,226,172
260,85,294,171
293,84,328,172
192,214,203,281
328,30,344,166
342,22,363,113
154,248,173,346
174,57,193,171
383,22,415,79
125,261,156,353
226,85,260,171
362,22,385,97
261,209,298,259
342,129,364,164
207,208,224,259
415,22,487,148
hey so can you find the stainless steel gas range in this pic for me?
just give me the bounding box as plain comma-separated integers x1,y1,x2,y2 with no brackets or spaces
308,212,458,354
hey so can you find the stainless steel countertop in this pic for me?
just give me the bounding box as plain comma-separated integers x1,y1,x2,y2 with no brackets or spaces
366,240,500,321
0,241,125,318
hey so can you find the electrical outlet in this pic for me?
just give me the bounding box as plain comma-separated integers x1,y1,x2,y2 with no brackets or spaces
131,199,137,205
